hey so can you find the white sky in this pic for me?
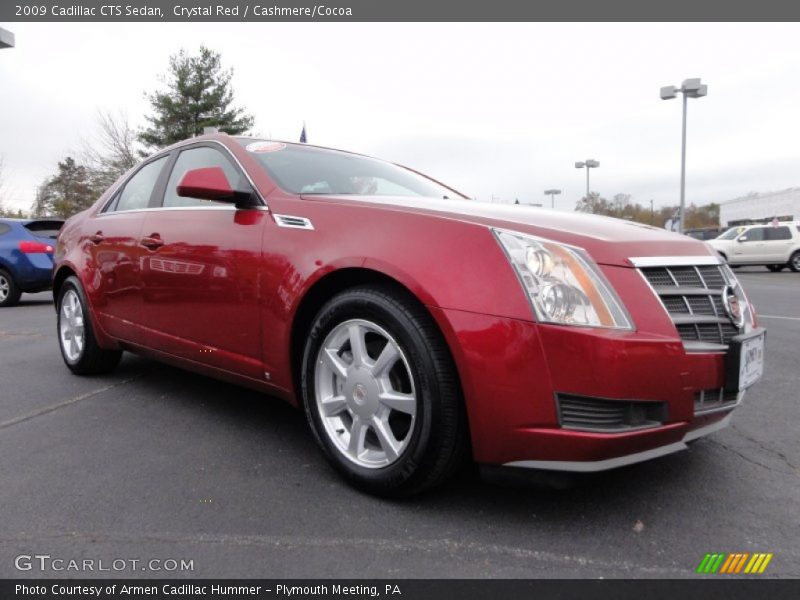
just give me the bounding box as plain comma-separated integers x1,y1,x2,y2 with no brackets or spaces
1,22,800,212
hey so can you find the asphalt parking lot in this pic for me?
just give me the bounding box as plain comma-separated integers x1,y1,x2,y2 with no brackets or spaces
0,268,798,579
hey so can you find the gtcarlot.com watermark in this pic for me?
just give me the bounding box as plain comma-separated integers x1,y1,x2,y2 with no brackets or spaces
15,553,194,573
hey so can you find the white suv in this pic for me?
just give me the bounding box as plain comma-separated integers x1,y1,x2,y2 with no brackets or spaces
708,222,800,272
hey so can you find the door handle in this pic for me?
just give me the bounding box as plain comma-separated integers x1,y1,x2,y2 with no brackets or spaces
89,232,104,244
140,235,164,250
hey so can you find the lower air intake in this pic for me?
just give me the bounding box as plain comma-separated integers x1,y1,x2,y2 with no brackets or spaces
557,394,668,433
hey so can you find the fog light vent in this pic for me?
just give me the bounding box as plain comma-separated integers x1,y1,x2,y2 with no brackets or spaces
694,388,740,414
557,394,667,433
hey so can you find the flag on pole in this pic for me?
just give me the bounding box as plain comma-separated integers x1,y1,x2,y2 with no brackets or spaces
299,123,307,143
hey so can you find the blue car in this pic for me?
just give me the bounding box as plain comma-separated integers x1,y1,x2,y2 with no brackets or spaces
0,218,64,307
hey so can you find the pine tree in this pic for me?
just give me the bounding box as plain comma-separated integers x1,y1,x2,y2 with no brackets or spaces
36,157,97,218
139,46,254,150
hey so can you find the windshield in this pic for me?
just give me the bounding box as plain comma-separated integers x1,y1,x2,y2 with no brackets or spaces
716,227,745,240
237,139,464,199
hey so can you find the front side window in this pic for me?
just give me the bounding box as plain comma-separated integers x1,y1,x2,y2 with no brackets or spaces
163,147,245,208
113,157,167,212
765,226,791,241
237,139,464,200
717,227,744,240
740,227,765,242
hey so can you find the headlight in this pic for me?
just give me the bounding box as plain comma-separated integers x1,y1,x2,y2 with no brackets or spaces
493,228,633,329
721,264,755,328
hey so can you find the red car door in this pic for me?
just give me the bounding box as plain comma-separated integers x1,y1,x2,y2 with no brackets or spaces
87,156,169,342
137,144,266,379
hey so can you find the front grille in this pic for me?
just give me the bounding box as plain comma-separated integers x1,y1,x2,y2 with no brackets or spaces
557,394,667,433
640,264,743,348
694,388,740,414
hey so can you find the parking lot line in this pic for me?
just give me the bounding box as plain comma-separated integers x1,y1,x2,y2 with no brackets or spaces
0,377,135,431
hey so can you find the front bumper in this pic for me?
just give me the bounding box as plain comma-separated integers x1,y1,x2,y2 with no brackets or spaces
430,304,746,471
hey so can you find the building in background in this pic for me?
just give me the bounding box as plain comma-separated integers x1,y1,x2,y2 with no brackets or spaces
719,188,800,226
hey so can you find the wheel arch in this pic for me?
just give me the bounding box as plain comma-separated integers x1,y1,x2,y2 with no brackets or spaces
52,264,77,307
288,267,457,403
51,264,119,350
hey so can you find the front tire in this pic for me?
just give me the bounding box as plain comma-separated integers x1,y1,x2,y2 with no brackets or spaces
57,276,122,375
0,269,22,307
301,286,467,497
790,251,800,273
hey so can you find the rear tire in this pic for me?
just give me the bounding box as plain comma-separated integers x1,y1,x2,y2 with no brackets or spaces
790,251,800,273
301,285,468,497
57,276,122,375
0,269,22,307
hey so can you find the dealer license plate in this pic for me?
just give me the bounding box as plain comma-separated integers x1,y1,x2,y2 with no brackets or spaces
726,329,765,392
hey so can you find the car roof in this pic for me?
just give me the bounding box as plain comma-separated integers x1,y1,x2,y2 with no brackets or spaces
727,222,799,229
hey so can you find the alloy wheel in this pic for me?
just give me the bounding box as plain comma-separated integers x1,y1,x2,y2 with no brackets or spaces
0,275,8,302
314,318,417,469
59,289,85,362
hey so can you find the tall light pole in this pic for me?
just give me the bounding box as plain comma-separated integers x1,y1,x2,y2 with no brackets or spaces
574,160,599,197
661,78,707,234
0,27,15,49
544,189,562,208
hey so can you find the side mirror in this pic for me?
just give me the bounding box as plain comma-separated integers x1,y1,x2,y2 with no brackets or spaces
176,167,257,207
737,236,747,242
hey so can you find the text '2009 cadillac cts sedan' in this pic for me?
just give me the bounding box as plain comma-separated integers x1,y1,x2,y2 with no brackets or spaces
53,134,765,496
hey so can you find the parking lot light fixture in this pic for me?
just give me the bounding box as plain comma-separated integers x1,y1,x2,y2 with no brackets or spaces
544,189,562,208
0,27,15,49
574,160,599,197
661,77,708,234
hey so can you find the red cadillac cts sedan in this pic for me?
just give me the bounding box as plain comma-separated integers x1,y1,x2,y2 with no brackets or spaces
53,134,765,496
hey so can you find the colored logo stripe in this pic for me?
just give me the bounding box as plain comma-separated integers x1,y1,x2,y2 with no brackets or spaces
698,552,773,574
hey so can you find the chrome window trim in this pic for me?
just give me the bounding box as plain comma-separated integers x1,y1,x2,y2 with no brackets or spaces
99,139,268,215
629,255,723,267
93,205,270,218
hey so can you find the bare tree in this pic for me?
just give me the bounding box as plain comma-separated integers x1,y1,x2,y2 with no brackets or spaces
30,182,52,217
81,109,140,190
0,156,11,217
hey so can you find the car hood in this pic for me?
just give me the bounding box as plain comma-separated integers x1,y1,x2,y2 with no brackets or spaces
303,194,716,267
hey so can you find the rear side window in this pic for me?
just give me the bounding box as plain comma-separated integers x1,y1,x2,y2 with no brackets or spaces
0,223,10,236
111,157,167,213
162,146,245,208
24,220,64,239
765,226,791,241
